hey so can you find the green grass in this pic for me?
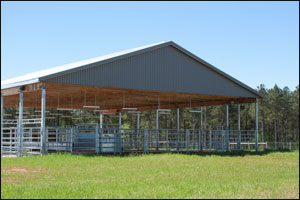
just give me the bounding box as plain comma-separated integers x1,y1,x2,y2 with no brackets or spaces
1,151,299,199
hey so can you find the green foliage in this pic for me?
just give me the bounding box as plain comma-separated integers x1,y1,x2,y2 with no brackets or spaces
1,152,299,199
3,84,299,142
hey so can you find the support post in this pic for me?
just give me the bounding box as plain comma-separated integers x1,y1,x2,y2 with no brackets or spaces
177,108,180,151
226,104,229,129
70,128,73,153
200,106,203,130
96,123,99,154
118,113,122,153
209,127,212,151
238,104,241,150
166,130,169,151
1,94,3,156
18,89,23,156
156,109,159,151
114,128,116,154
186,129,189,152
41,87,46,154
255,101,259,151
137,111,140,129
226,104,229,151
198,129,201,151
144,129,148,152
100,113,103,129
119,112,122,129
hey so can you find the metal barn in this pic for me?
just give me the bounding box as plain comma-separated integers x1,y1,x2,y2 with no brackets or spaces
1,41,263,156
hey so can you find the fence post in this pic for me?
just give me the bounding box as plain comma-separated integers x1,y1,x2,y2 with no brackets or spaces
70,128,73,153
209,127,212,151
18,89,23,157
156,130,159,151
114,129,116,155
198,129,201,151
156,109,159,151
96,124,99,154
255,101,258,151
289,142,292,151
227,129,230,151
1,93,3,156
144,129,148,153
186,129,190,152
166,130,169,151
222,129,225,152
41,87,46,154
177,108,180,151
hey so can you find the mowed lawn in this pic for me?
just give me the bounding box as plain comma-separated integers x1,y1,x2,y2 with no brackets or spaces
1,151,299,199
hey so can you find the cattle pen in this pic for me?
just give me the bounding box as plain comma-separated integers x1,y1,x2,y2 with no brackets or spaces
1,41,263,156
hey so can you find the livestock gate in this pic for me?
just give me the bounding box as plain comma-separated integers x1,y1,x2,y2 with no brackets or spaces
1,41,263,156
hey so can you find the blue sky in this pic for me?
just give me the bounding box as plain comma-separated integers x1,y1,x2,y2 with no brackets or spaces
1,1,299,90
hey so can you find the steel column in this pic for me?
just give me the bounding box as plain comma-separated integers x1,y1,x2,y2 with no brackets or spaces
99,113,103,129
200,106,203,130
177,108,180,151
255,101,259,151
18,90,23,156
119,112,122,129
226,104,229,129
238,104,241,150
156,109,159,150
1,94,3,156
209,127,212,151
144,129,148,152
96,123,99,154
137,112,140,129
41,87,46,154
186,130,189,152
225,104,229,151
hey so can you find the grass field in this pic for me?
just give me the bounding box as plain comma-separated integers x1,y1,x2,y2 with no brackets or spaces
1,151,299,199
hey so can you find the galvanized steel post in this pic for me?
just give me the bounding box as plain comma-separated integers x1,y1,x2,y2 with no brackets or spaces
226,104,229,151
226,104,229,129
144,129,148,152
70,127,73,153
119,112,122,129
238,104,241,150
156,109,159,151
166,130,169,151
209,127,212,151
255,101,259,151
137,111,140,129
18,89,23,156
177,108,180,150
200,106,203,130
99,113,103,129
186,129,189,152
96,123,99,154
41,87,46,154
1,94,3,156
198,129,201,151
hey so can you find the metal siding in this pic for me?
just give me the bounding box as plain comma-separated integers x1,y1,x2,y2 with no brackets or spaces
45,46,257,98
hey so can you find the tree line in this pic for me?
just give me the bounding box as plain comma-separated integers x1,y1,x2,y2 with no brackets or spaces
131,84,299,143
2,84,299,143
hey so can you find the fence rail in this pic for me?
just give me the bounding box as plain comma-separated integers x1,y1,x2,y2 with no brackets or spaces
1,126,299,156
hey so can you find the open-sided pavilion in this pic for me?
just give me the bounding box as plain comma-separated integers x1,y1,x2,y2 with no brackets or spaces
1,41,263,156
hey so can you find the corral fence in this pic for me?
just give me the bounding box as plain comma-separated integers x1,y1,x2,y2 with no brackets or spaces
1,125,298,156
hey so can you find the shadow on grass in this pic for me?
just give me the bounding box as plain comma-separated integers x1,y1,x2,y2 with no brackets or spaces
70,149,297,158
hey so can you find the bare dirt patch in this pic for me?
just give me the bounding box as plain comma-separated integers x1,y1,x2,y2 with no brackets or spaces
2,166,28,173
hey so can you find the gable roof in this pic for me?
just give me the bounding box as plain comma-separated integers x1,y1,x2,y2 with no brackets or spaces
1,41,263,98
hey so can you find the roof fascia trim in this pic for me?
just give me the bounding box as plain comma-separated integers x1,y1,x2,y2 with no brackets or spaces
1,78,39,90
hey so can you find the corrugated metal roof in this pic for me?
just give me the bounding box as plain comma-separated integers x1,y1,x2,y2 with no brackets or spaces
1,41,167,89
1,41,263,98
